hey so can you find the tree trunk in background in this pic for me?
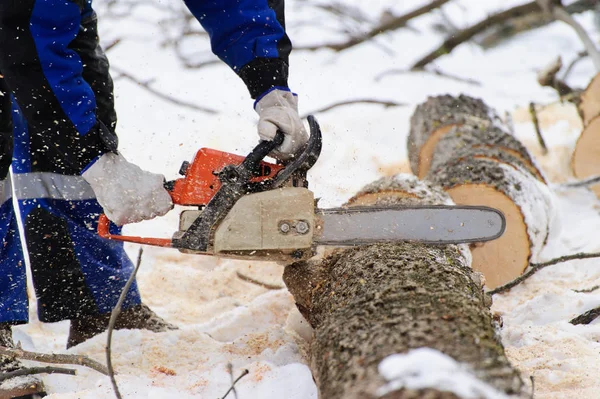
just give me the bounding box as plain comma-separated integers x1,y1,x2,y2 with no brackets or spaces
408,94,556,289
283,175,524,399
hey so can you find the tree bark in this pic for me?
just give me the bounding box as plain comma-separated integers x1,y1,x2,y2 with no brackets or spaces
427,123,546,184
283,175,525,399
407,94,503,178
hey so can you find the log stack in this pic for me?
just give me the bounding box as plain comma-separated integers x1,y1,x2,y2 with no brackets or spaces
283,175,524,399
572,73,600,196
408,95,556,289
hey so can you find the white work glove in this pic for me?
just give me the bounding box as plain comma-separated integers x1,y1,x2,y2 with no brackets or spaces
82,152,173,226
255,89,309,161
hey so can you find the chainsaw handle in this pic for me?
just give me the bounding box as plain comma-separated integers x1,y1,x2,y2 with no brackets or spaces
97,214,173,247
241,130,285,174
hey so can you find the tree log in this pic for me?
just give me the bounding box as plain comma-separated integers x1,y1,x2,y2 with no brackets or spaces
427,158,555,289
428,123,546,184
570,73,600,197
283,175,525,399
407,95,503,178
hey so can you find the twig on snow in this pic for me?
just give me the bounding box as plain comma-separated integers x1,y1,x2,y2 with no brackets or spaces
106,248,144,399
563,50,589,80
220,366,250,399
570,306,600,325
529,102,548,155
0,346,109,376
573,284,599,293
297,0,451,52
489,251,600,295
0,366,76,382
375,67,481,85
236,271,284,290
536,0,600,71
111,66,218,114
302,98,406,118
556,174,600,189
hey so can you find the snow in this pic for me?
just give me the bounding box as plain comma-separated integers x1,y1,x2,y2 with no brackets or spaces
8,0,600,398
377,348,510,399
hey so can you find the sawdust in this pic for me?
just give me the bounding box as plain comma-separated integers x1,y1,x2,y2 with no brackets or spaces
512,102,583,132
223,331,286,357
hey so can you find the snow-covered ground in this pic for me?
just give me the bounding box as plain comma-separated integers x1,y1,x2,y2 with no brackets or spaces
10,0,600,397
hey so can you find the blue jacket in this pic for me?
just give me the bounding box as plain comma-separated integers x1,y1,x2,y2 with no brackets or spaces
0,0,292,175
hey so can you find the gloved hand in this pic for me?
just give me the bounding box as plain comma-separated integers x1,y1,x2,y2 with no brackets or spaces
254,89,309,161
82,152,173,226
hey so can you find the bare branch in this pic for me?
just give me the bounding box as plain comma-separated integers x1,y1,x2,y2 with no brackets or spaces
556,174,600,189
529,102,548,155
573,284,599,293
563,50,588,80
375,67,481,85
0,346,109,376
536,0,600,71
106,248,144,399
297,0,451,52
301,99,406,118
411,1,543,70
111,66,218,114
220,368,249,399
489,251,600,295
536,56,581,102
236,271,284,290
0,366,76,382
570,306,600,325
477,0,597,49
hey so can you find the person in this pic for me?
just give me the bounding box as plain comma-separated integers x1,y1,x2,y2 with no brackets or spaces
0,0,308,396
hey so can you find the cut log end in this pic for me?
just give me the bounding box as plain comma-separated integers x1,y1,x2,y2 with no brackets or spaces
579,72,600,126
447,184,531,289
416,124,457,178
572,115,600,197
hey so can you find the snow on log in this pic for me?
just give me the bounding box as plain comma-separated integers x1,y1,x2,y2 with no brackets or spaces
428,158,555,290
283,175,525,399
407,94,503,178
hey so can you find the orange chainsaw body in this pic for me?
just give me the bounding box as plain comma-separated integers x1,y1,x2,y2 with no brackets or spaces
169,148,283,206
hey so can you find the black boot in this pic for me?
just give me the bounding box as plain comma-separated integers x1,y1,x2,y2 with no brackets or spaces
67,303,177,349
0,324,46,399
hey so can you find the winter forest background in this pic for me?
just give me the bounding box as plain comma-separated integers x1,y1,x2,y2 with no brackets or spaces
10,0,600,398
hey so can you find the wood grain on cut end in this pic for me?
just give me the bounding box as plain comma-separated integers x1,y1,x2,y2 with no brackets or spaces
579,72,600,126
448,184,530,289
417,124,457,178
572,115,600,197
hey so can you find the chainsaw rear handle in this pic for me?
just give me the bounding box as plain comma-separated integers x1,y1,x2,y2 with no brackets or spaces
97,131,286,247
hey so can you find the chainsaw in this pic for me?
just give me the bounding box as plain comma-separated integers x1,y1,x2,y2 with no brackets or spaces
98,115,505,262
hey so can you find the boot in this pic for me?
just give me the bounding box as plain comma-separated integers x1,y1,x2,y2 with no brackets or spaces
67,303,177,349
0,324,46,399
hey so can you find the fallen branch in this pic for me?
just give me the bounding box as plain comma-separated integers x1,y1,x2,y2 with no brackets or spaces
477,0,597,49
111,66,218,114
536,0,600,71
573,284,599,293
297,0,451,52
106,248,144,399
570,306,600,325
489,251,600,295
0,366,76,382
556,174,600,189
375,67,481,85
529,102,548,155
563,50,589,80
411,1,543,70
0,346,109,376
302,98,406,118
236,271,284,290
